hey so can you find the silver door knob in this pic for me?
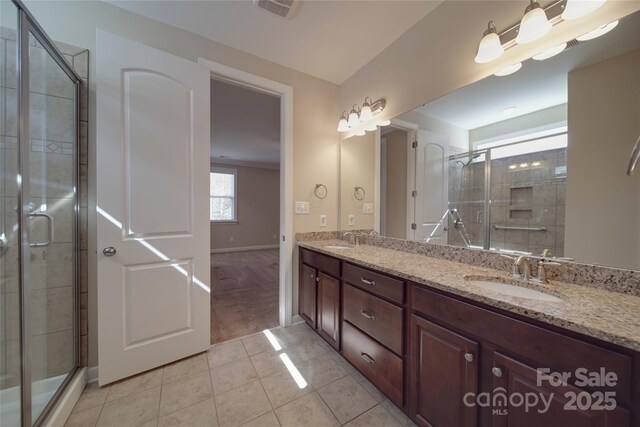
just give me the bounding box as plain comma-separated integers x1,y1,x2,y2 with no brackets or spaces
103,247,117,257
492,367,503,377
464,353,474,363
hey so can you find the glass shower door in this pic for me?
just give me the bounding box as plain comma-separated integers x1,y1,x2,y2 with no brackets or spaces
25,29,78,424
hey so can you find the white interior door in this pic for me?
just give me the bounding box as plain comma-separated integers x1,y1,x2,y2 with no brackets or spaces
96,30,210,385
415,130,449,243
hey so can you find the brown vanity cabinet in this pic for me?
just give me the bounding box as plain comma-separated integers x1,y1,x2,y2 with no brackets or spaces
298,248,341,349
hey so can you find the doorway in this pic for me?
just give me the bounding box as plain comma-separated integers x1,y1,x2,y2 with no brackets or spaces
209,78,281,343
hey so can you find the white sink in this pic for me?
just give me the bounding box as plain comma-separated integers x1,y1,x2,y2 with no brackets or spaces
464,276,562,302
324,245,353,250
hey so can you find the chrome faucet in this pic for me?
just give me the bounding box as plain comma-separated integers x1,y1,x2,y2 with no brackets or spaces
342,231,359,247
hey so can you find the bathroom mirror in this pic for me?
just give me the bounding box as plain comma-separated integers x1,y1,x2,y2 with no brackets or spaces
339,10,640,271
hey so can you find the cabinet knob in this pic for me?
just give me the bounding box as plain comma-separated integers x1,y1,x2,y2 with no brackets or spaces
492,367,503,377
360,352,375,365
464,353,474,363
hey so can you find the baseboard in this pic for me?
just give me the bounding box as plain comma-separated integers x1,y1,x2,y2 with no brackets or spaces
86,366,99,384
44,368,87,427
211,244,279,254
291,315,304,325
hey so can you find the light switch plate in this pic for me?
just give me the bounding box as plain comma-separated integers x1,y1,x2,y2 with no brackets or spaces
363,203,374,214
348,215,355,226
295,201,310,214
319,215,327,227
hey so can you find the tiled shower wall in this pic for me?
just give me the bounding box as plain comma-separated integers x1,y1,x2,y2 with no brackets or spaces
0,27,88,390
448,148,566,257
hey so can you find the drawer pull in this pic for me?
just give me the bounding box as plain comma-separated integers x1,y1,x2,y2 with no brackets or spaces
361,277,376,286
464,353,474,363
360,310,375,320
492,367,503,377
360,352,375,365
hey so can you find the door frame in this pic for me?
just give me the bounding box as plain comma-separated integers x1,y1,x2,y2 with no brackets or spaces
198,58,294,327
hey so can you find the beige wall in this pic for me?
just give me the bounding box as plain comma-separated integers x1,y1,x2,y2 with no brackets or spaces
210,164,279,251
340,133,376,230
566,48,640,270
398,110,469,152
382,130,408,239
24,0,340,367
339,1,640,132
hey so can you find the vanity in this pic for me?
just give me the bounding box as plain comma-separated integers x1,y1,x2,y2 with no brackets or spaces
297,241,640,427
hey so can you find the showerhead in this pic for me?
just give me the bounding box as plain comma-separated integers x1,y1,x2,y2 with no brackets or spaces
456,153,481,167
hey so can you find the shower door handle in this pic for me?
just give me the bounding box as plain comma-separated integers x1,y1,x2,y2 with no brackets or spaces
28,212,54,248
627,133,640,176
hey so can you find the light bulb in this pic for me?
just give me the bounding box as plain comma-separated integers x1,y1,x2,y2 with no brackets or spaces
354,129,366,136
337,112,349,132
516,1,552,44
494,63,522,77
562,0,606,20
475,21,504,63
533,42,567,61
576,20,618,41
365,122,378,131
347,107,360,128
360,98,374,121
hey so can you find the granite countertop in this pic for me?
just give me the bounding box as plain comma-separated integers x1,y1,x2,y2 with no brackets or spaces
298,240,640,352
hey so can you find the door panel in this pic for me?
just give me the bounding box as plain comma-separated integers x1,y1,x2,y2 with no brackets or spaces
299,263,317,328
317,272,339,349
96,30,210,385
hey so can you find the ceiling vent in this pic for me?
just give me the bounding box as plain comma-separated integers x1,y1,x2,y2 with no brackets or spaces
253,0,300,19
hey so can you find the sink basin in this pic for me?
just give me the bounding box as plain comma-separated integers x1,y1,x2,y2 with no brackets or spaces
324,245,353,250
463,275,562,302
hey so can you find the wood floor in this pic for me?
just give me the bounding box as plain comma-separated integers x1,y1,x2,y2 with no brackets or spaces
210,248,279,344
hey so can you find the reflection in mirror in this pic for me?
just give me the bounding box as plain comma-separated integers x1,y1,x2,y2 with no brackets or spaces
340,133,376,231
340,10,640,271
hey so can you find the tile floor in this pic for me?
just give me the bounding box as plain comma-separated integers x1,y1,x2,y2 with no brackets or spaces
65,322,417,427
211,249,279,343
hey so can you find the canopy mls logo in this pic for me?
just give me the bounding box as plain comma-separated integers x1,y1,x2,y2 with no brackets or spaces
463,367,619,416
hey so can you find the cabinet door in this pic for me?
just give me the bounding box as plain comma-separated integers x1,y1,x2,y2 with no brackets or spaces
492,352,629,427
317,272,340,349
410,315,478,427
299,263,317,328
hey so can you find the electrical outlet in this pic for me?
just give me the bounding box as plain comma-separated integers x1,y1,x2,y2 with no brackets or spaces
319,215,327,227
348,215,355,226
363,203,374,214
295,201,310,214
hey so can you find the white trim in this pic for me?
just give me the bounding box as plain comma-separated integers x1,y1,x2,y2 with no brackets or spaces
198,57,294,328
291,315,304,325
374,128,381,234
43,369,87,427
210,244,279,254
86,367,99,384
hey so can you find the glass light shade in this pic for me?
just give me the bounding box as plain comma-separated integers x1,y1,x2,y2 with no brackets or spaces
475,32,504,63
360,104,374,121
337,117,349,132
365,122,378,131
533,42,567,61
562,0,606,20
347,110,360,127
354,129,366,136
576,20,618,41
516,2,552,44
378,120,391,126
494,63,522,77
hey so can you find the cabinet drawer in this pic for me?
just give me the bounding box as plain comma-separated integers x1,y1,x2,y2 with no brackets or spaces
343,283,403,355
343,263,404,304
342,321,403,407
412,284,632,404
301,248,340,277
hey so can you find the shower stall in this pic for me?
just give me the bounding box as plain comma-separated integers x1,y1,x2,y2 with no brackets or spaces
446,131,567,256
1,1,80,425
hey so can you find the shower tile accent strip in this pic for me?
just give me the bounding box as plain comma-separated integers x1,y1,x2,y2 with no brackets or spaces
295,232,640,297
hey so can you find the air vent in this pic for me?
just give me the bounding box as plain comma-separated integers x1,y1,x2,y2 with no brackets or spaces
566,39,580,48
253,0,300,19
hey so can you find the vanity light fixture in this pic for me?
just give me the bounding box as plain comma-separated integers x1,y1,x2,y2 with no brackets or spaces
360,97,375,122
494,63,522,77
533,42,567,60
354,129,366,136
516,0,552,44
475,21,505,63
562,0,606,21
347,105,361,128
337,112,349,132
576,20,618,41
378,119,391,126
365,122,378,132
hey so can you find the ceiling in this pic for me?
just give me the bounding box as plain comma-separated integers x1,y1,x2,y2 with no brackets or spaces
415,11,640,130
105,0,442,85
210,79,280,166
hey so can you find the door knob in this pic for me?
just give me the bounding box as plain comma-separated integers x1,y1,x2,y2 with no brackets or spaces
103,247,117,257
